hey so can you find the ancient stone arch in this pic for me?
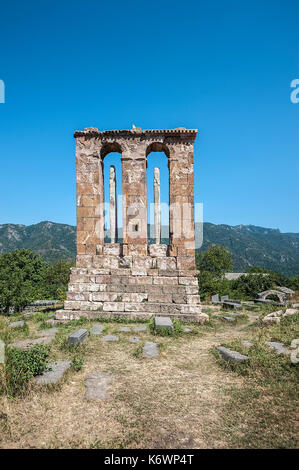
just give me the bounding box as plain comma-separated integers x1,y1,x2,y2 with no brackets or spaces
56,127,206,323
258,290,286,304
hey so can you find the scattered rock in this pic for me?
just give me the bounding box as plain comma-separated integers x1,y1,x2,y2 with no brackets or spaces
9,320,25,328
216,346,249,363
39,328,58,336
292,303,299,308
84,371,112,401
101,335,119,342
118,326,131,332
222,316,236,322
45,319,61,326
284,308,298,316
154,316,173,330
90,325,104,335
133,326,147,332
68,329,89,345
142,341,158,358
33,361,71,385
129,336,140,343
265,341,291,355
184,328,192,333
8,336,53,350
241,340,253,350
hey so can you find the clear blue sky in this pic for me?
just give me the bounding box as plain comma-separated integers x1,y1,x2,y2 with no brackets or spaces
0,0,298,232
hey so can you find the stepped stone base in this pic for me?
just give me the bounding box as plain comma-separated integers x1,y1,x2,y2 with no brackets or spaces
56,247,207,324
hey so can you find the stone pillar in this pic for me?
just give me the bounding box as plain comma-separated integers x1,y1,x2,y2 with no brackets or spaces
76,134,104,260
154,167,161,244
122,148,147,254
109,165,117,243
169,143,195,268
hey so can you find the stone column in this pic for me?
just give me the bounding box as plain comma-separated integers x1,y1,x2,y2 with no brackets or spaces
122,147,147,254
154,167,161,244
169,142,195,269
109,165,117,243
76,135,104,261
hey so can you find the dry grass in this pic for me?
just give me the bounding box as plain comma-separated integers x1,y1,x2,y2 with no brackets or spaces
0,307,297,449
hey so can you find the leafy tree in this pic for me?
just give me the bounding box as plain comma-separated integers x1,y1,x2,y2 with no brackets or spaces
196,245,233,278
44,259,74,299
0,249,49,313
230,273,274,299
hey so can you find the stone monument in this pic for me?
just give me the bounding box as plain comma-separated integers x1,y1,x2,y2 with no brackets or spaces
56,126,206,323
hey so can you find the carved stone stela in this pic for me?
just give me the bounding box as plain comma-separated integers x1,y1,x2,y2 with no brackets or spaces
56,127,206,323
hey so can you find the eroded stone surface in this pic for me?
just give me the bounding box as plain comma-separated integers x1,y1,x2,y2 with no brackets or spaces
241,340,253,350
142,341,158,358
39,328,58,336
84,371,112,401
33,361,71,385
8,336,53,350
101,335,119,342
216,346,249,363
118,326,131,332
90,325,105,335
134,326,147,332
265,341,291,355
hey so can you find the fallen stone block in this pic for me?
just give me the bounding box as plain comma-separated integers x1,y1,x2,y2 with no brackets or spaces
8,336,53,350
39,328,58,336
90,325,105,335
9,320,25,328
154,316,173,330
216,346,249,363
262,316,280,324
33,361,71,385
142,341,158,358
84,371,112,401
134,326,147,332
265,341,291,355
118,326,131,332
101,335,119,342
184,328,192,333
68,329,89,345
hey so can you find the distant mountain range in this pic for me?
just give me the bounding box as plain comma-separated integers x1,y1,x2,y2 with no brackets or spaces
0,221,298,277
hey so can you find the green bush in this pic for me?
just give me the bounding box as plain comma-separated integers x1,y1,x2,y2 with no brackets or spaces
1,345,50,397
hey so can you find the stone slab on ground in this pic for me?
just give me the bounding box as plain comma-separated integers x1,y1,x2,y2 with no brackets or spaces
265,341,291,355
84,371,112,401
33,361,71,385
154,316,173,330
142,341,158,358
224,312,242,317
222,316,236,322
216,346,249,363
101,335,119,342
184,328,192,333
241,340,253,350
39,328,58,336
9,320,25,328
8,336,53,350
129,336,140,343
118,326,131,332
68,328,89,345
133,326,147,332
90,325,105,335
23,312,34,319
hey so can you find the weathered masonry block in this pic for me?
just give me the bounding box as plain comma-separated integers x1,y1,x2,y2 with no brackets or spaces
56,127,206,323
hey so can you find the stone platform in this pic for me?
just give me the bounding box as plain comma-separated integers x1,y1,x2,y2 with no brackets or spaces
56,245,207,323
